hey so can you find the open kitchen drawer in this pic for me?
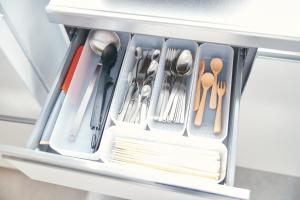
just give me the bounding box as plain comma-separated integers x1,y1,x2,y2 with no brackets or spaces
0,28,256,199
5,0,298,199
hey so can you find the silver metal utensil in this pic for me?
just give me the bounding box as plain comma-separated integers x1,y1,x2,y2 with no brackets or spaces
118,47,144,122
129,51,150,122
158,49,178,121
180,80,186,124
162,50,193,122
139,84,152,126
154,49,171,120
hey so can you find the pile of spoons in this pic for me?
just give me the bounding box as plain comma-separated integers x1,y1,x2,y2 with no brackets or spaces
154,48,193,124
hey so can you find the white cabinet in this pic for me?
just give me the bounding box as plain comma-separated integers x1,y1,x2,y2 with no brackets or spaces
0,0,69,105
237,56,300,177
0,1,69,167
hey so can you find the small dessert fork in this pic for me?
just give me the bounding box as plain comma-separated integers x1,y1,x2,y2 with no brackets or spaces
214,81,226,134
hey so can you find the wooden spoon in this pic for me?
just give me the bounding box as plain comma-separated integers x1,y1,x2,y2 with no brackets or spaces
193,59,205,111
209,58,223,109
194,73,214,126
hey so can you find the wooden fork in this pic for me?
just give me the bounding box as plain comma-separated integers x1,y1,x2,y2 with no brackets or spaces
214,81,226,134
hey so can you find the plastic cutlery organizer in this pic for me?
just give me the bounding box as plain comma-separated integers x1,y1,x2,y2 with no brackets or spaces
49,31,130,160
187,43,234,141
109,35,165,129
47,32,235,182
148,39,199,135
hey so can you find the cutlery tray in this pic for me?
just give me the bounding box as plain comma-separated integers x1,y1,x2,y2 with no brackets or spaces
102,38,234,184
148,39,199,135
48,31,130,160
187,43,234,141
109,35,165,129
46,32,234,162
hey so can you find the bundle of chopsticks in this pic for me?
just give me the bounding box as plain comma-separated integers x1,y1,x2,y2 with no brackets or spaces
110,137,221,181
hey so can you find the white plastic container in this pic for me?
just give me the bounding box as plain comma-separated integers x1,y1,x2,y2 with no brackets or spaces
187,43,234,141
109,35,165,129
99,126,228,184
49,32,130,160
148,39,199,136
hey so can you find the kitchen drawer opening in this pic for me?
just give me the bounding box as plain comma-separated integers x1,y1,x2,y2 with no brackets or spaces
25,28,253,189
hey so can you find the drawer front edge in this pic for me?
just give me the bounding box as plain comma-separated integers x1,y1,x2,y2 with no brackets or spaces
0,146,249,200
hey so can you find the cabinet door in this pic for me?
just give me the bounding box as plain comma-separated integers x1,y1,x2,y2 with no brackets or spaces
237,55,300,177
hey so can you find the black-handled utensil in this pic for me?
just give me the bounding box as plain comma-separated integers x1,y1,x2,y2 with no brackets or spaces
88,30,120,151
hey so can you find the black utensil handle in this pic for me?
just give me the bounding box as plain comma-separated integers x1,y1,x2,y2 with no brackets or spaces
90,65,110,129
91,79,113,151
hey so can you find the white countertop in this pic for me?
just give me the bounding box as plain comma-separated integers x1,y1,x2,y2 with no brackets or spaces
47,0,300,52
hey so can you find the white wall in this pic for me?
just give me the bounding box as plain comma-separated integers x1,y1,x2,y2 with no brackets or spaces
0,48,40,119
237,56,300,177
0,0,69,105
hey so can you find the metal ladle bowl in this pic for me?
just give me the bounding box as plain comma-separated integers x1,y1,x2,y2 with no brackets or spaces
87,30,121,151
88,30,121,56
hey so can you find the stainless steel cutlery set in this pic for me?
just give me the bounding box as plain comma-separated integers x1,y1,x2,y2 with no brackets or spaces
154,48,193,124
117,47,161,128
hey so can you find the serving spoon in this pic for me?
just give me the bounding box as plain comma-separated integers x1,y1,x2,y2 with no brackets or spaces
194,73,214,126
88,30,120,151
209,58,223,109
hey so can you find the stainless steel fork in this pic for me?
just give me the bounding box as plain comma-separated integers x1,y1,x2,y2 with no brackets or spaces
154,48,172,120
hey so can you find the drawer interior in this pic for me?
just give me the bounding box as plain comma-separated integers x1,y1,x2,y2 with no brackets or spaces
25,28,253,189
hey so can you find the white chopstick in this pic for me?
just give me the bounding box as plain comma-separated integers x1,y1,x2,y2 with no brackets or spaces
109,136,222,181
110,154,220,181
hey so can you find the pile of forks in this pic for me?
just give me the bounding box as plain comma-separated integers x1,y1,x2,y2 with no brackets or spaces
154,48,193,124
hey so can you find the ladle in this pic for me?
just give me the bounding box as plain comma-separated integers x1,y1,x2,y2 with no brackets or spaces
88,30,120,151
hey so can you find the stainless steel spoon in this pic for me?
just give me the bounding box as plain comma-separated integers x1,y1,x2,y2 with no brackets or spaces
176,50,193,76
144,50,160,86
139,85,152,127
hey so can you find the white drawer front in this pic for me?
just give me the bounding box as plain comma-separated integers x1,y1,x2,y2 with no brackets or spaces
2,150,249,200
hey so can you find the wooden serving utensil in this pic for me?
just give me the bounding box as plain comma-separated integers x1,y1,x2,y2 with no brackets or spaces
194,73,214,126
214,81,226,134
193,59,205,111
209,58,223,109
